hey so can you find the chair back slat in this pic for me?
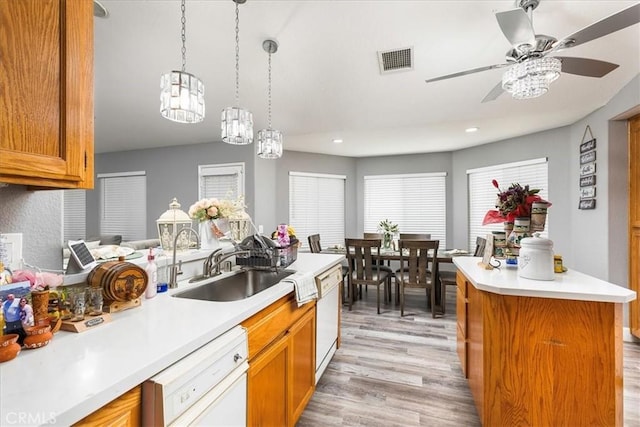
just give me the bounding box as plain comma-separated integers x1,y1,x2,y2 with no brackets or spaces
308,234,322,253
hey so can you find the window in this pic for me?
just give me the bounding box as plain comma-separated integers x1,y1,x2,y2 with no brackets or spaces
467,158,549,251
198,163,244,200
63,190,86,243
98,171,147,241
289,172,346,250
364,173,447,248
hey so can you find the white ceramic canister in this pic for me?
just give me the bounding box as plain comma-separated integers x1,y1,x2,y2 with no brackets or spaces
517,233,554,281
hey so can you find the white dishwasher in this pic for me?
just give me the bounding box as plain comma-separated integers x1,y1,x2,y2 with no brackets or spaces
143,325,249,426
315,264,342,384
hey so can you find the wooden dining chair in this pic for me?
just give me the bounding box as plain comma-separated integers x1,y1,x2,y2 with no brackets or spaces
362,232,395,297
308,234,322,253
309,233,350,299
345,238,391,314
439,236,487,314
397,239,440,317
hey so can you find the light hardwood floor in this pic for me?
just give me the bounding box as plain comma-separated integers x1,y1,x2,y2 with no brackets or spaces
298,286,640,426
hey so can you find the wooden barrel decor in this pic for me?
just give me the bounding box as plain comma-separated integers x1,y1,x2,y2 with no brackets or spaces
88,261,148,302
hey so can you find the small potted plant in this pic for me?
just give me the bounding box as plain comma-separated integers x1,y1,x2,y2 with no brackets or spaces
378,219,399,249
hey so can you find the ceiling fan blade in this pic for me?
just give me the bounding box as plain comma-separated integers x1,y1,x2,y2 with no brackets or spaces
556,56,619,78
495,9,536,48
481,82,505,103
425,63,510,83
555,3,640,50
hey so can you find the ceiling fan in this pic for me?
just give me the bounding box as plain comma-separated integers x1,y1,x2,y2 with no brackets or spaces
425,0,640,102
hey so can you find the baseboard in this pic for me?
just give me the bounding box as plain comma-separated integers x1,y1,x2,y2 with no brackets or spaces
623,327,639,343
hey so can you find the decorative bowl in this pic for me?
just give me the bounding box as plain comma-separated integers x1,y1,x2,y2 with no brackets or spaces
0,334,21,362
23,325,53,349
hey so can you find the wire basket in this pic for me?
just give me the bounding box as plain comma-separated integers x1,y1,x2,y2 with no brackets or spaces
236,238,298,270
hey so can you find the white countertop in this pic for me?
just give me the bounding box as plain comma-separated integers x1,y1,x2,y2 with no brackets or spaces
0,253,344,426
453,256,636,303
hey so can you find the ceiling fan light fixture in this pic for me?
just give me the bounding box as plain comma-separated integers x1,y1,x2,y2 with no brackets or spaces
502,57,561,100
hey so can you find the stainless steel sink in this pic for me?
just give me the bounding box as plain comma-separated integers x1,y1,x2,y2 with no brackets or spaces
173,269,294,302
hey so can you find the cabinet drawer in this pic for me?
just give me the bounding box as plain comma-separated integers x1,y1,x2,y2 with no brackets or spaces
242,294,315,360
315,264,342,298
456,286,467,337
456,270,467,296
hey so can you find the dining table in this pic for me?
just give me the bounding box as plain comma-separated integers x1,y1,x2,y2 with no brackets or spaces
320,246,471,315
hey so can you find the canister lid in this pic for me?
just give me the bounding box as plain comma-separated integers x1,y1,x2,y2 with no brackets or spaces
520,233,553,247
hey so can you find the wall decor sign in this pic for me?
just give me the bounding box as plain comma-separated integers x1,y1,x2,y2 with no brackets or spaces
580,150,597,164
580,138,596,153
580,186,596,199
578,125,597,210
580,162,596,176
580,175,596,187
579,199,596,210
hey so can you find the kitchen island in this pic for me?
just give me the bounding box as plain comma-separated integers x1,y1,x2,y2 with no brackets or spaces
453,256,636,427
0,253,343,426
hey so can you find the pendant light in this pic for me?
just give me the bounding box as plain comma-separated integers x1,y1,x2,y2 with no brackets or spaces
160,0,205,123
257,39,283,159
221,0,253,145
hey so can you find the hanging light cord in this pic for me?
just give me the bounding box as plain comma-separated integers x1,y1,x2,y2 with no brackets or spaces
234,1,241,106
180,0,187,72
267,50,272,129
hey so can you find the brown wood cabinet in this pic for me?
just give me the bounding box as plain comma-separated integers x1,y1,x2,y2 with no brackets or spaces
73,385,141,427
242,293,316,427
0,0,94,189
456,270,624,426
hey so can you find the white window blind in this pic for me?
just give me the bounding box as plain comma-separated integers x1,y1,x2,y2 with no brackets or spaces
364,173,447,248
289,172,345,250
467,158,549,252
199,163,244,200
63,190,86,242
99,172,147,241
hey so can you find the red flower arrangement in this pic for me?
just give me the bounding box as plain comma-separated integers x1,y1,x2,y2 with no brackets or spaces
482,180,551,225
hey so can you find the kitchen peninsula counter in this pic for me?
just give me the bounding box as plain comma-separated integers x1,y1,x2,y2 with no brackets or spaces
453,256,636,427
0,253,344,426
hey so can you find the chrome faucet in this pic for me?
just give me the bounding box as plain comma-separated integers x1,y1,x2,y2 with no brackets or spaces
205,249,251,277
169,227,200,289
202,248,224,278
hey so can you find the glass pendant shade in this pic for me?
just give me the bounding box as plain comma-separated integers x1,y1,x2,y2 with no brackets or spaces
257,128,283,159
160,71,205,123
502,57,561,100
221,107,253,145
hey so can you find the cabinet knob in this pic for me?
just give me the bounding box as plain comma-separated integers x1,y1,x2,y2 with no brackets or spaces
233,353,243,362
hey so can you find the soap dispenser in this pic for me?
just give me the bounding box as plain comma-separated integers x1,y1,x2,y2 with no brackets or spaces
145,248,158,299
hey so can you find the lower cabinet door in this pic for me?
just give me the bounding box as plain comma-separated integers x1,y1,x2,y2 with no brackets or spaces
73,385,141,426
247,333,289,427
289,307,316,424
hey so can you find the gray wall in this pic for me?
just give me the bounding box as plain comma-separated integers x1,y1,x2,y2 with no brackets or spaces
0,185,63,270
90,141,256,240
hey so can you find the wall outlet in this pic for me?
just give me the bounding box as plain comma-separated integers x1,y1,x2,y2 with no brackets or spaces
258,225,264,234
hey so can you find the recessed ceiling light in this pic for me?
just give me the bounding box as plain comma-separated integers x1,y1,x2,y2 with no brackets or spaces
465,127,479,133
332,139,343,144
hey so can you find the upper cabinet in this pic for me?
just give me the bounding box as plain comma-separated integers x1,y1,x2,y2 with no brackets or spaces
0,0,94,189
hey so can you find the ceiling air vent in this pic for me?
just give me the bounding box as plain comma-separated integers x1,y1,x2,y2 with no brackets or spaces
377,47,413,74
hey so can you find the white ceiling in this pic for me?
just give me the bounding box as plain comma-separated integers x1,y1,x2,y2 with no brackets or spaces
94,0,640,157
